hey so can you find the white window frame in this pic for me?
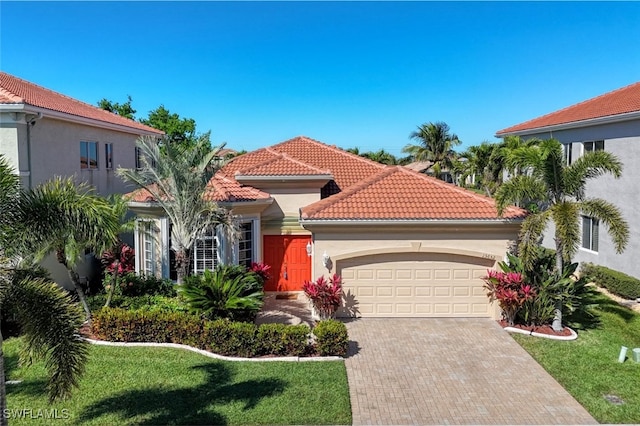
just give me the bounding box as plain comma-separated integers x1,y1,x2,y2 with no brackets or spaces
237,220,256,268
105,143,113,170
193,227,220,274
581,216,599,253
563,143,573,165
141,221,156,276
80,141,98,170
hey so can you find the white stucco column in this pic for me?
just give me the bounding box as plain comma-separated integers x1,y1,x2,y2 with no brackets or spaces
133,220,140,274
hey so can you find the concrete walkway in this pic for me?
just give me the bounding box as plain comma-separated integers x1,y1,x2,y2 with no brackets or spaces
345,318,597,425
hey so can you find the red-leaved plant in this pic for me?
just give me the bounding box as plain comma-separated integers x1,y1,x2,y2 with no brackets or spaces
303,274,343,320
100,242,135,307
250,261,272,283
482,270,535,326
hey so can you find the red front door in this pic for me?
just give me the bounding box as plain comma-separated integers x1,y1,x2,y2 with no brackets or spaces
263,235,312,291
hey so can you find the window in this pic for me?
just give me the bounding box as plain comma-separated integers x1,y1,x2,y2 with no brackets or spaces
135,147,142,169
582,216,599,252
80,141,98,169
141,222,155,275
238,221,254,268
194,227,219,274
583,140,604,153
105,143,113,169
563,143,572,165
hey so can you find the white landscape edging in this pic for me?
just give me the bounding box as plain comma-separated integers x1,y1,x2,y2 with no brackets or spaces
83,338,344,362
503,326,578,341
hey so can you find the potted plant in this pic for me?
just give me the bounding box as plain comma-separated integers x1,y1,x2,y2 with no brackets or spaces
303,274,343,320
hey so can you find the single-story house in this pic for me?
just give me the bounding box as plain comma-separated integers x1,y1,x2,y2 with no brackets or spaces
129,136,526,318
496,81,640,279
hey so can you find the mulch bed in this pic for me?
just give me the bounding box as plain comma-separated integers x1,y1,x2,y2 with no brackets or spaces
498,320,574,337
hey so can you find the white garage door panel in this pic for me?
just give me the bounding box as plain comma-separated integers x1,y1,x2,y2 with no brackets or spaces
339,253,493,318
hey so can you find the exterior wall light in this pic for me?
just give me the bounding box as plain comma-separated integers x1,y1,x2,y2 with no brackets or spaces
306,241,312,257
322,251,331,268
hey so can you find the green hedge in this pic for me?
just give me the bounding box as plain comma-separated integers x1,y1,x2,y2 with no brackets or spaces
91,308,347,357
314,320,349,357
581,263,640,300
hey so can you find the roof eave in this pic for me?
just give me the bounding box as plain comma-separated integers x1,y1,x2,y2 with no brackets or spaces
496,110,640,137
0,104,164,136
299,218,524,226
235,174,334,183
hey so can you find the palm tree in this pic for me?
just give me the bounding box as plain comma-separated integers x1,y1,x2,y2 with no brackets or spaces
403,121,461,180
455,141,502,195
495,138,629,330
15,178,121,321
362,149,399,165
0,156,88,424
117,136,236,284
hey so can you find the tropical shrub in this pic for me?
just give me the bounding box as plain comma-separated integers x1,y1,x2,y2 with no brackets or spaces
314,320,349,357
107,272,177,297
581,263,640,300
180,265,264,321
255,323,310,356
91,308,326,357
482,270,535,326
250,261,272,283
303,274,343,320
88,294,187,313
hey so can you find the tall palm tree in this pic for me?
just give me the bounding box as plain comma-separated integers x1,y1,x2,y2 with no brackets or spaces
403,121,461,180
16,178,121,321
117,136,236,284
495,138,629,330
0,156,88,424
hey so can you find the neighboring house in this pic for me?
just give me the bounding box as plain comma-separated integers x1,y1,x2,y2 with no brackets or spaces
129,136,525,318
0,72,164,288
404,160,456,183
0,71,163,193
496,81,640,279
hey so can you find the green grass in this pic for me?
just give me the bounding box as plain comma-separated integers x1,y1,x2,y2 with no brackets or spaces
5,339,351,425
512,294,640,424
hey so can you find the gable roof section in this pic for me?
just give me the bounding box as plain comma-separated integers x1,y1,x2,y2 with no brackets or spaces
223,136,384,191
232,148,331,177
127,173,271,204
497,81,640,135
0,72,163,135
300,166,526,221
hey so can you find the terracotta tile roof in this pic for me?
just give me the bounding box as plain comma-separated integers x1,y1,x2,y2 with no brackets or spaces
126,173,271,203
0,72,163,135
233,148,331,177
300,166,526,221
223,136,384,192
497,81,640,135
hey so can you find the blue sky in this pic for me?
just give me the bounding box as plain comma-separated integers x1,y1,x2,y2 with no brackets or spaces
1,1,639,155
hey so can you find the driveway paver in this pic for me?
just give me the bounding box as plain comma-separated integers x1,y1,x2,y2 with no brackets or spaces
345,318,597,425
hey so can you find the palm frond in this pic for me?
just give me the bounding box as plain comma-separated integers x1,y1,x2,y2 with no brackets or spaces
564,151,623,199
580,198,629,253
550,202,581,265
517,211,551,269
7,274,88,401
494,174,547,215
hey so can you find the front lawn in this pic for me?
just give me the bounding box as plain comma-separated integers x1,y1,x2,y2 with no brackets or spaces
512,294,640,424
5,339,351,425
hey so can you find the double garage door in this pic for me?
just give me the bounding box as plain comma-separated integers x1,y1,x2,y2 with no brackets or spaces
338,252,495,318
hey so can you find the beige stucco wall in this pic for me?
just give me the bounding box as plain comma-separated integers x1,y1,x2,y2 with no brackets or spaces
1,113,143,195
305,223,519,319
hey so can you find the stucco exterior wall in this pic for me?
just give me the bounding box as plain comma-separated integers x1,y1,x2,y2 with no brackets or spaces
28,117,141,194
307,225,518,279
522,120,640,278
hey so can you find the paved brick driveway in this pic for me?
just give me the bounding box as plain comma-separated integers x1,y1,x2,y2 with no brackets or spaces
344,318,597,425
